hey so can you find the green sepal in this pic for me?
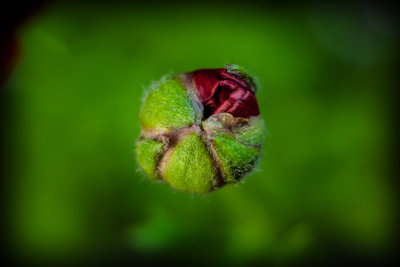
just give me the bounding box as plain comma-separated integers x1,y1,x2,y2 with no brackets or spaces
212,131,261,183
232,116,265,146
227,64,260,92
139,75,196,130
163,133,216,194
136,139,165,179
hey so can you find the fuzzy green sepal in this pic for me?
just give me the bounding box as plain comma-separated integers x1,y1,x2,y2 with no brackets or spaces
163,133,216,194
136,139,165,179
232,116,265,146
213,131,260,183
139,75,196,130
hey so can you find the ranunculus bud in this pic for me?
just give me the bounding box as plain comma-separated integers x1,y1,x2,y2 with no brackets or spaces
136,64,265,194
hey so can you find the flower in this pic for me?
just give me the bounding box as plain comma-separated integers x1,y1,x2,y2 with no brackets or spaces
136,64,265,194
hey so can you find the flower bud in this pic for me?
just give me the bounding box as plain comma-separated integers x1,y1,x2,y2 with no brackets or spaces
136,64,265,194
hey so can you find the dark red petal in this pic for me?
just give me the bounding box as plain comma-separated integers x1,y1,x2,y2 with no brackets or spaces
225,91,259,117
213,89,259,117
192,68,260,118
219,80,240,90
219,71,250,89
193,70,220,102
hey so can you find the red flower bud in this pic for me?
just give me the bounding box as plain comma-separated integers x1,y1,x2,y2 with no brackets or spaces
192,68,260,118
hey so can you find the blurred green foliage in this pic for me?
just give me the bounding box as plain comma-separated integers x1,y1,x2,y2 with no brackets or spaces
4,1,398,265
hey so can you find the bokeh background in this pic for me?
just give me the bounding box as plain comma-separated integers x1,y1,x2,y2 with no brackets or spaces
1,0,399,266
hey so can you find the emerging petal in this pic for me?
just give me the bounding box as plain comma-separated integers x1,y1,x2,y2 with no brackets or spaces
193,68,260,118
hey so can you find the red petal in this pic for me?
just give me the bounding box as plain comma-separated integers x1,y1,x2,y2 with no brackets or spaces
192,68,259,118
193,70,220,102
226,91,259,117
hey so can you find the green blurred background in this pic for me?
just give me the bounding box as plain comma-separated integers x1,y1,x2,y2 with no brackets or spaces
2,1,399,266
